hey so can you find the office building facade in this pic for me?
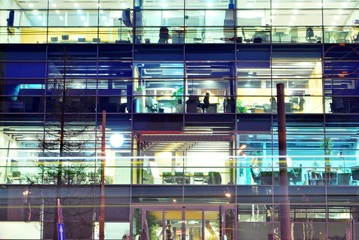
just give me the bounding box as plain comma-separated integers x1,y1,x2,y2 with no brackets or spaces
0,0,359,239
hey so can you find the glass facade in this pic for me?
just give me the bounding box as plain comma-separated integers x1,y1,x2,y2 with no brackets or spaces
1,0,359,239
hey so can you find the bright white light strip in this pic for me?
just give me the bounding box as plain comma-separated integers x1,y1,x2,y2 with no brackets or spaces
0,155,356,161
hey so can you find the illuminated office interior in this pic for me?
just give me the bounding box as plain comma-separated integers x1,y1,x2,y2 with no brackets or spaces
1,0,359,239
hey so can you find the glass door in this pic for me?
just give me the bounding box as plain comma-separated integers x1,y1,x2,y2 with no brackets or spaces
138,206,225,240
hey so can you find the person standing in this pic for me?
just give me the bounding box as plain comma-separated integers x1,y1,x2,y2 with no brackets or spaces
201,92,210,112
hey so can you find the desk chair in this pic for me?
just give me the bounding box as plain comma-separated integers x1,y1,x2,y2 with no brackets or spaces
351,167,359,185
330,98,346,113
337,173,350,185
250,168,261,185
174,171,190,184
288,166,302,185
350,101,359,113
353,33,359,43
336,31,348,43
285,102,293,112
322,171,337,185
207,171,222,184
193,172,205,184
186,96,200,113
260,171,279,185
162,172,175,184
308,171,323,185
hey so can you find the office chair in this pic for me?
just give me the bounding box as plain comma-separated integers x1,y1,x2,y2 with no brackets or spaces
193,172,205,184
158,27,170,43
330,98,346,113
250,168,261,185
207,171,222,184
288,166,302,185
174,171,190,184
162,172,174,184
353,33,359,43
306,27,315,43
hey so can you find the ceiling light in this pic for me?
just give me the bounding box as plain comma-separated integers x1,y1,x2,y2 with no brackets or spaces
110,133,125,148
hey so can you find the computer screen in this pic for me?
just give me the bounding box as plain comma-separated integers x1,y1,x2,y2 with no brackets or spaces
351,167,359,181
50,37,58,42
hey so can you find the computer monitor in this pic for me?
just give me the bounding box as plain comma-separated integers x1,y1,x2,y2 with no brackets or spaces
351,167,359,181
62,35,69,41
78,37,86,42
50,37,58,42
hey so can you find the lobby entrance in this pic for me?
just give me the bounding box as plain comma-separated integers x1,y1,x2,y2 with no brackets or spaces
133,205,236,240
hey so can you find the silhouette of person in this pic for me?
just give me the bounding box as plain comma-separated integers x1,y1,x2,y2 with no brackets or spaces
299,96,305,111
159,27,171,43
270,97,277,112
166,224,173,240
201,92,210,112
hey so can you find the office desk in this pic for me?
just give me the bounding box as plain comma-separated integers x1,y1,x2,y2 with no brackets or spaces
7,175,25,184
324,31,350,43
308,171,337,185
260,171,279,185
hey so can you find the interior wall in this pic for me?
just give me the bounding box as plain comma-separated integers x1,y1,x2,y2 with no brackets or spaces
0,221,41,239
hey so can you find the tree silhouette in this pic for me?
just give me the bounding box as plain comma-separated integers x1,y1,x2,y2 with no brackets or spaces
35,47,99,240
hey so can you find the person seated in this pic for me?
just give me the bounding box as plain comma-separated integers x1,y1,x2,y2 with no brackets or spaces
186,95,200,113
158,27,171,43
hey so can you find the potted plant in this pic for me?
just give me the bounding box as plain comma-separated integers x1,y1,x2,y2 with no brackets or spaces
170,87,184,110
236,99,247,113
321,137,332,172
